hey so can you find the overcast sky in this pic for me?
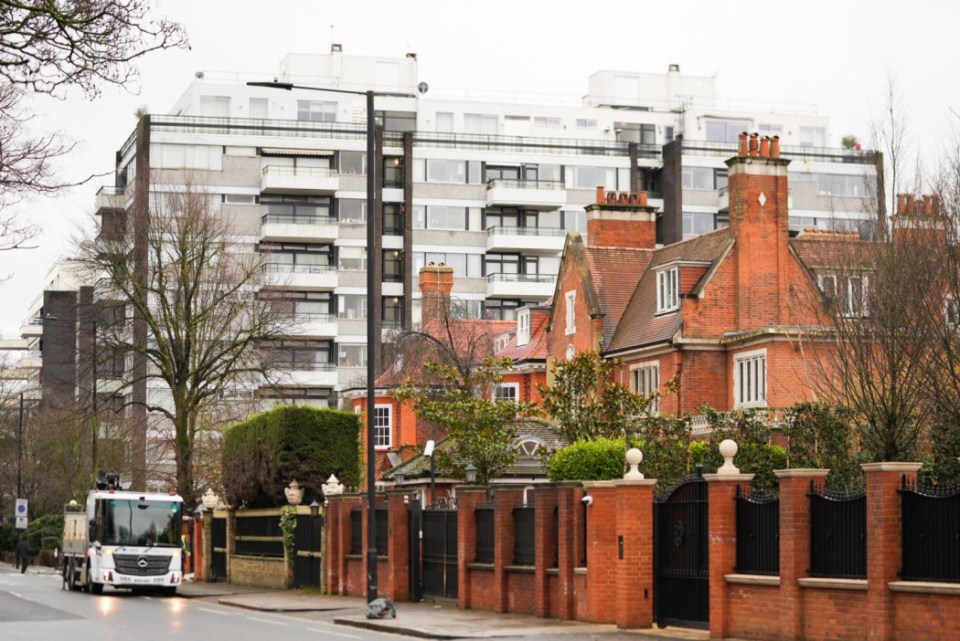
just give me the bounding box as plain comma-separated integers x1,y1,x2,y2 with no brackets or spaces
0,0,957,337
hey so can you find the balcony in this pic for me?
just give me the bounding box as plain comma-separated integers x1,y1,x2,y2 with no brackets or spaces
20,316,43,338
486,179,567,210
261,165,340,195
485,273,556,299
21,349,42,369
260,213,338,243
486,225,567,253
287,313,338,338
277,363,339,388
262,263,338,290
96,185,126,210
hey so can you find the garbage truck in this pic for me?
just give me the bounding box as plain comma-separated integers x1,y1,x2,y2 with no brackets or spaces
61,473,185,595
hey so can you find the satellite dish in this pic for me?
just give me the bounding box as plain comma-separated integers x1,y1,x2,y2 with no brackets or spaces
417,82,429,95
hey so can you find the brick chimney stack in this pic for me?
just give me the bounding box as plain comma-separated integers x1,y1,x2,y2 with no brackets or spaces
892,192,947,244
419,263,455,327
584,187,657,249
726,132,792,331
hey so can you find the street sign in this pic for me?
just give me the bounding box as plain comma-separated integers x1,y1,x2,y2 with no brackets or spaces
15,498,27,530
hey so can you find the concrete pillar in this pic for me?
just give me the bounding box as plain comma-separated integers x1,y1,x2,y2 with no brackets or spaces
533,485,559,618
862,462,922,641
775,468,828,641
704,472,754,639
614,478,657,630
582,481,617,624
456,487,487,610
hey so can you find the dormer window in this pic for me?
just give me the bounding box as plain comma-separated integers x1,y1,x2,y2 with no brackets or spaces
656,267,679,313
517,309,530,346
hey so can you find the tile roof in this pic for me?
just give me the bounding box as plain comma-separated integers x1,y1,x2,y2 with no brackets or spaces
607,228,734,352
585,246,654,349
496,306,550,363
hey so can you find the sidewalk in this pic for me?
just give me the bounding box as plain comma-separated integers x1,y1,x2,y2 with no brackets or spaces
179,582,708,640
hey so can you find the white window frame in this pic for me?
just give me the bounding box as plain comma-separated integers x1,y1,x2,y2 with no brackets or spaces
843,275,869,318
517,309,530,346
494,383,520,404
631,361,660,413
818,273,838,301
373,404,392,449
734,349,767,408
946,294,960,329
656,268,679,313
564,291,576,335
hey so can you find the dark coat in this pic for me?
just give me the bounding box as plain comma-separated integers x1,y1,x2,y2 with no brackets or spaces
16,539,29,560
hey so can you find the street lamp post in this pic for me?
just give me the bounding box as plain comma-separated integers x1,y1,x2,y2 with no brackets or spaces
17,392,23,499
246,80,417,603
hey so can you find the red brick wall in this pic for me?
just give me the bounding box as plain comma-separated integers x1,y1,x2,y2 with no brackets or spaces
506,571,536,614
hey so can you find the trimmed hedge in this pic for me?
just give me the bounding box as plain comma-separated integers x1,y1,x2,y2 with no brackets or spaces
222,406,360,508
548,437,626,481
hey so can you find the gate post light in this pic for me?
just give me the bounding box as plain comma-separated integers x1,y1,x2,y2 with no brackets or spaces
309,500,321,518
464,464,477,484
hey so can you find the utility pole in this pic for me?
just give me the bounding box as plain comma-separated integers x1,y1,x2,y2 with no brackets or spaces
17,391,23,498
91,319,98,485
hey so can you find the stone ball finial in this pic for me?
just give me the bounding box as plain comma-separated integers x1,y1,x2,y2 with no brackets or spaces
717,438,741,475
624,447,644,480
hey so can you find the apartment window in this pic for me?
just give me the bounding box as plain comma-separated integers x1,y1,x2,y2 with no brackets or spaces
734,351,767,408
565,291,576,335
946,295,959,328
534,116,561,128
150,144,223,170
260,242,333,270
495,383,520,403
338,198,366,223
715,169,729,191
338,247,366,271
297,100,336,122
484,298,529,321
436,112,454,132
338,344,368,368
657,268,679,313
799,126,825,148
577,118,597,129
382,297,403,326
248,97,268,119
223,194,258,205
664,126,675,142
383,250,402,282
413,205,467,230
199,96,230,117
706,120,750,143
485,253,520,276
383,156,404,188
844,275,869,317
262,195,331,222
570,166,618,190
373,405,392,449
563,210,587,233
631,363,660,413
683,212,715,238
759,123,783,136
383,203,403,235
338,151,366,175
267,340,333,370
517,309,530,347
464,113,498,135
426,159,466,183
338,295,367,320
411,252,481,279
817,174,867,197
640,124,656,145
682,167,714,190
265,290,333,319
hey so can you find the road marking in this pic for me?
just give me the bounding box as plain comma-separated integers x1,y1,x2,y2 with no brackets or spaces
306,628,360,639
246,616,287,626
197,606,229,615
10,591,21,597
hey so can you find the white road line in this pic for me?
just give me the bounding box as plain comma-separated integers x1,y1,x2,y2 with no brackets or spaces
246,616,287,626
306,628,360,639
197,606,229,615
10,591,21,597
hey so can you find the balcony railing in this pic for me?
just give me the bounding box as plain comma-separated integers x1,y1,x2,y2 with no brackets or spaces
261,213,337,225
485,225,567,237
262,263,336,274
485,273,557,284
291,312,336,323
271,360,337,372
486,178,565,191
682,139,876,165
262,165,339,178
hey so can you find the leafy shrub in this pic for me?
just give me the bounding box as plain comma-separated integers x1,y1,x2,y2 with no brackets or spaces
223,406,360,508
25,514,64,553
925,413,960,484
695,407,789,490
629,415,692,488
783,402,864,490
548,437,625,481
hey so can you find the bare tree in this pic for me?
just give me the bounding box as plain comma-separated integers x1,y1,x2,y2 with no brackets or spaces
77,180,288,503
870,71,910,236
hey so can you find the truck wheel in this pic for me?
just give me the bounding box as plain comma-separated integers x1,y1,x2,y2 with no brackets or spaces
66,559,79,592
87,571,104,595
160,586,177,597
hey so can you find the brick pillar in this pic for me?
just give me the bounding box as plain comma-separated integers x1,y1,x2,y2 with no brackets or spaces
192,515,203,580
534,486,559,618
862,462,922,641
325,497,342,594
457,487,487,610
385,491,410,601
583,481,617,624
614,478,657,629
704,472,754,639
493,487,524,612
226,508,236,583
201,511,213,582
775,469,828,641
554,483,583,620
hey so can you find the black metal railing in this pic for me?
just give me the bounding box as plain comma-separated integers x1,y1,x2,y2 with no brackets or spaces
485,273,557,284
486,178,564,191
349,506,362,555
900,477,960,582
376,505,389,556
475,503,495,563
485,225,567,237
735,487,780,575
234,513,284,557
809,481,866,579
513,503,536,566
261,213,337,226
210,516,227,581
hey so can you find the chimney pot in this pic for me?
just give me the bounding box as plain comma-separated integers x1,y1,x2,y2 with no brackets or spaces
738,132,749,156
923,195,933,215
749,133,760,156
639,191,648,206
931,194,942,215
897,194,907,215
759,136,771,158
607,191,617,204
596,186,605,203
618,192,628,204
771,135,781,158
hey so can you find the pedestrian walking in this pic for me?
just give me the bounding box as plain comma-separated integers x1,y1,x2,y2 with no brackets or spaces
16,537,29,574
11,535,19,570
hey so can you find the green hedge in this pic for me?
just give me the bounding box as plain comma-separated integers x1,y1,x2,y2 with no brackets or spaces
548,437,626,481
222,406,360,508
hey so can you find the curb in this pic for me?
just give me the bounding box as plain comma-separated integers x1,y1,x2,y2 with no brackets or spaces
333,617,467,640
218,598,352,613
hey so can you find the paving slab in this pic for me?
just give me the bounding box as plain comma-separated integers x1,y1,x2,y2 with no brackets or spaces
217,591,355,612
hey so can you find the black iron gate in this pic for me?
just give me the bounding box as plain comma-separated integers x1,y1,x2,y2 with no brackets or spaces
293,513,324,588
654,470,709,628
210,515,227,581
410,496,458,601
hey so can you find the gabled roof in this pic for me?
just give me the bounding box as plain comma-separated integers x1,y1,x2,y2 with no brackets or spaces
497,305,550,363
607,228,734,352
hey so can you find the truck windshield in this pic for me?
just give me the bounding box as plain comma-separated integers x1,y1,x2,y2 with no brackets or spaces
102,499,182,547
